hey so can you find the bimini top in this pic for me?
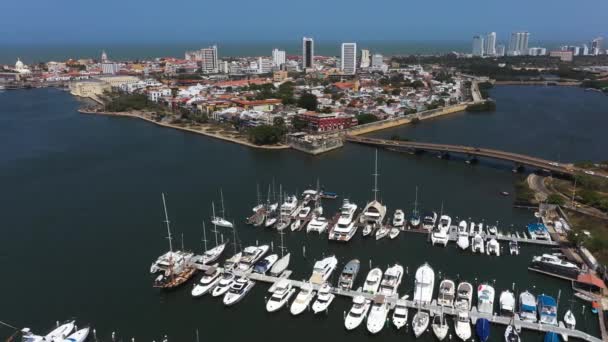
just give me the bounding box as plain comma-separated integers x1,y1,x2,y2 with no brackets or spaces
537,294,557,308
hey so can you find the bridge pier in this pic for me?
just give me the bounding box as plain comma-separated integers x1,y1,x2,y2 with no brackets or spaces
512,164,525,173
437,152,450,160
465,155,479,165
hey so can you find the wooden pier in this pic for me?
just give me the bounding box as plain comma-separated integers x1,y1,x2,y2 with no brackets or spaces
195,264,602,342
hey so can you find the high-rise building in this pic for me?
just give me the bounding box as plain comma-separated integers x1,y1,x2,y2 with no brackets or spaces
272,49,286,67
581,44,590,56
496,44,506,57
472,35,484,56
101,62,119,75
371,54,384,70
591,37,603,55
302,37,314,69
508,32,530,56
528,47,547,56
341,43,357,75
101,50,109,63
258,57,272,74
484,32,497,56
360,49,371,68
200,45,219,73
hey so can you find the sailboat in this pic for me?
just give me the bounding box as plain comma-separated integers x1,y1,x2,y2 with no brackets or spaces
360,149,387,237
197,222,225,265
211,190,233,228
269,227,290,276
409,186,421,228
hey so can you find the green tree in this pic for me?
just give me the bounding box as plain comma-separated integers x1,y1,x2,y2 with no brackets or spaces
547,194,565,206
356,113,379,125
248,125,284,145
291,116,308,131
298,92,318,111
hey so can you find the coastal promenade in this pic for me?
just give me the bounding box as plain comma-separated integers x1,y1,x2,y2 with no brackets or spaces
345,135,606,178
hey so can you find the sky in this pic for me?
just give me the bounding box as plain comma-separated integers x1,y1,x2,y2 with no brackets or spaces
1,0,607,45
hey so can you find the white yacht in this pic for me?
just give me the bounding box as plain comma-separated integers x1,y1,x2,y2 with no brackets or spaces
312,283,335,313
455,311,472,341
477,284,495,314
422,212,438,230
486,238,500,256
307,216,329,233
530,254,581,278
393,209,405,228
456,220,470,250
431,215,451,246
309,255,338,284
266,279,296,312
392,295,409,329
432,314,449,341
438,279,456,307
455,282,474,311
212,273,236,297
413,263,435,304
362,268,383,294
253,254,278,274
519,290,537,322
564,310,576,329
329,199,358,241
338,259,360,290
62,327,90,342
471,234,485,253
236,245,269,271
345,295,371,330
223,252,242,271
366,300,389,334
223,277,255,306
499,290,516,315
290,282,316,316
375,225,390,240
509,239,520,255
379,264,404,296
297,206,311,219
412,310,430,337
191,266,221,297
37,321,75,342
280,195,299,217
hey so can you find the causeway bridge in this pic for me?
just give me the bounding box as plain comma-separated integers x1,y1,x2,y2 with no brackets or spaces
345,135,602,178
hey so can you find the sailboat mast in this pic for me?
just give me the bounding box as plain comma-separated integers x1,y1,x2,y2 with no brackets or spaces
219,189,226,218
232,224,238,254
202,221,208,252
373,149,379,202
211,201,218,246
414,186,419,215
161,193,173,253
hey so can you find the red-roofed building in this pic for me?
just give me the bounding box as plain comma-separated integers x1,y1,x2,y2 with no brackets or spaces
231,98,282,111
298,112,357,132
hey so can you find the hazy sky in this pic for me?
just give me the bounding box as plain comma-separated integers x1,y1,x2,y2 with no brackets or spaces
2,0,606,44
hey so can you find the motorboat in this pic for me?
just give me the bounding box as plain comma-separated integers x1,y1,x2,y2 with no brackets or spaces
338,259,360,290
307,216,329,233
392,295,409,329
329,199,358,241
345,295,371,330
236,245,269,272
475,318,490,342
375,225,390,240
223,252,242,271
211,273,236,297
253,254,278,274
537,294,558,326
528,222,551,240
312,283,335,314
290,219,303,231
191,266,221,297
362,223,374,237
519,290,538,322
223,277,255,306
412,310,430,337
309,255,338,284
422,212,437,230
62,327,90,342
477,284,495,314
564,310,576,329
363,268,383,294
290,282,316,316
432,314,449,341
280,195,299,217
431,215,451,246
457,221,470,250
455,311,471,341
471,234,485,253
455,282,474,311
366,300,389,334
379,264,404,296
487,225,498,235
393,209,405,228
413,263,435,304
320,190,338,199
509,239,520,255
389,227,400,239
266,279,296,312
499,290,516,315
505,324,521,342
301,189,318,205
438,279,456,307
297,206,311,219
269,253,290,276
530,254,581,279
486,238,500,256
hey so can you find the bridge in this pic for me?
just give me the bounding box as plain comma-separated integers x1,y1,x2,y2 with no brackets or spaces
345,135,603,178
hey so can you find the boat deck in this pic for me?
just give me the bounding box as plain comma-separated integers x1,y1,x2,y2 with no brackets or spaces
198,264,601,342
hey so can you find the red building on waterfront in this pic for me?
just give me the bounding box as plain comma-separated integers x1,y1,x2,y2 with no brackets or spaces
298,112,357,132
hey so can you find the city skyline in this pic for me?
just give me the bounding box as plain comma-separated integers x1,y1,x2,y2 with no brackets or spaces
2,0,607,45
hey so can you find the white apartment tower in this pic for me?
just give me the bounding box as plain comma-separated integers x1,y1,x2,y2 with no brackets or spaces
472,35,484,56
341,43,357,75
200,45,219,73
302,37,314,69
508,32,530,56
484,32,497,56
272,49,286,67
360,49,371,68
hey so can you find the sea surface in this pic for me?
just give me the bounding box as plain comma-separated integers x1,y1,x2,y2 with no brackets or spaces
0,86,606,341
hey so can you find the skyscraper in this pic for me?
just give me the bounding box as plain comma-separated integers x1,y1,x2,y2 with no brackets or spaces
591,37,603,55
200,45,218,73
302,37,314,69
371,54,384,70
496,44,506,57
341,43,357,75
508,32,530,56
272,49,286,67
472,35,484,57
360,49,371,68
484,32,496,56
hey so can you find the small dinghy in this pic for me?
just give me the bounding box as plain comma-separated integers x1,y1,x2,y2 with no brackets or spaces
475,318,490,342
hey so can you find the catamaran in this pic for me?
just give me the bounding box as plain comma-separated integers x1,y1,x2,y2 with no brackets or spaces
266,279,296,312
362,268,383,294
438,279,456,307
345,295,371,330
519,290,538,322
223,277,255,306
290,282,316,316
360,150,387,237
477,284,495,314
312,282,335,313
236,245,269,272
413,263,435,304
191,266,221,297
338,259,360,290
499,290,516,316
329,199,358,241
392,295,409,329
309,255,338,284
486,238,500,256
455,282,474,311
456,220,470,250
